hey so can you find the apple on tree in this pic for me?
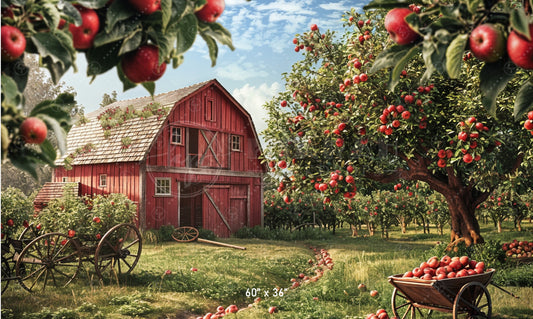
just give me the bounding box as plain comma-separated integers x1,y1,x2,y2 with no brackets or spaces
468,24,506,63
1,25,26,61
195,0,225,23
128,0,161,15
19,117,48,144
384,8,420,46
507,23,533,70
69,5,100,50
121,45,167,83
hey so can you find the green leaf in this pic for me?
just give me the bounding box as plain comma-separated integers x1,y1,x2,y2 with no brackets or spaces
119,30,143,56
466,0,482,14
200,22,235,51
446,34,468,79
510,8,531,40
73,0,109,9
175,14,198,55
41,2,61,30
514,77,533,119
141,82,156,97
39,113,69,154
30,32,72,71
1,75,23,108
86,41,122,76
40,139,57,163
389,46,420,91
421,41,437,83
161,0,172,30
106,0,137,32
1,58,29,93
62,2,83,25
479,60,516,115
200,32,219,67
370,45,411,74
94,20,141,47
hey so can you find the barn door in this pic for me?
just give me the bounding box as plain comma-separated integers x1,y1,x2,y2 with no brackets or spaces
229,185,248,230
198,130,227,168
203,185,231,237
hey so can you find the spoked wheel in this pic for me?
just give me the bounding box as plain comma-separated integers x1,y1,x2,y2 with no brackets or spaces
453,282,491,319
172,226,199,242
94,223,142,282
15,232,81,292
2,256,12,294
392,288,434,319
19,223,42,245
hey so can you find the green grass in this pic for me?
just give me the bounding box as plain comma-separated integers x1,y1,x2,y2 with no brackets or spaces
2,221,533,318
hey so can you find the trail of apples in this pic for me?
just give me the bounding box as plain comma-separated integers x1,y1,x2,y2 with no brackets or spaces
194,247,334,318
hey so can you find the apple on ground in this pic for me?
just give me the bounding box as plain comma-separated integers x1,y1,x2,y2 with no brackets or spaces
370,290,379,297
20,117,48,144
384,8,420,45
268,306,278,314
69,5,100,50
195,0,225,23
1,25,26,61
468,24,506,63
121,45,167,83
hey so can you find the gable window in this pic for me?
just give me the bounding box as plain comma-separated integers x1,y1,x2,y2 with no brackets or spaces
205,98,215,122
99,174,107,188
155,178,171,196
171,126,183,145
231,135,241,152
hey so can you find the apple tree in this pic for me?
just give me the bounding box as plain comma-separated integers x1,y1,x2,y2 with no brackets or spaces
1,0,233,178
262,8,533,246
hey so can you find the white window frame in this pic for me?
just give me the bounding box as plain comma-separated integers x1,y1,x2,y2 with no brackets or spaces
155,178,172,196
171,126,183,145
231,135,242,152
99,174,107,188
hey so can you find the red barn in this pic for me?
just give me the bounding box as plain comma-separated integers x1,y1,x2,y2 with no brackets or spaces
53,79,266,237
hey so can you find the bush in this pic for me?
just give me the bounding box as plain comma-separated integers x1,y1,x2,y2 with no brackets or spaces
198,228,216,240
1,187,32,239
32,188,137,239
493,263,533,287
157,225,175,242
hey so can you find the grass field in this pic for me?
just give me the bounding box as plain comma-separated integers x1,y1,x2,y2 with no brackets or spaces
1,221,532,318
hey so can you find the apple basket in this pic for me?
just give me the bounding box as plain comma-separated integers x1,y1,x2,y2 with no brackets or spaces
388,269,495,319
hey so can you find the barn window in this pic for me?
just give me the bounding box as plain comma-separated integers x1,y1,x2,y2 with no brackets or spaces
231,135,241,152
62,177,69,182
205,98,215,122
171,126,183,145
99,174,107,188
155,178,171,196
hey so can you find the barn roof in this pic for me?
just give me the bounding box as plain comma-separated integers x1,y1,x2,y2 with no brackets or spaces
56,79,263,166
34,182,80,211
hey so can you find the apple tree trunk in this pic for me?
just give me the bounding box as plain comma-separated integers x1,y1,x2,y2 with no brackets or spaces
445,192,484,246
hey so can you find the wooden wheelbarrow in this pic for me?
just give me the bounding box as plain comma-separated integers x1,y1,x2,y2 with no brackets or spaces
171,226,246,250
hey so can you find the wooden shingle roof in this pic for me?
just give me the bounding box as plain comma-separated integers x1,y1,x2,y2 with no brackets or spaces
55,80,211,166
34,182,80,211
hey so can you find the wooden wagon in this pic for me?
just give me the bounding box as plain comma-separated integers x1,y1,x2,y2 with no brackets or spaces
388,270,495,318
2,223,141,293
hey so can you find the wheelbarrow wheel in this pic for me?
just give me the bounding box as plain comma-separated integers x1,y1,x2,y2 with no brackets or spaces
172,226,199,242
15,232,81,292
1,256,12,294
392,288,433,318
453,281,491,319
94,223,142,281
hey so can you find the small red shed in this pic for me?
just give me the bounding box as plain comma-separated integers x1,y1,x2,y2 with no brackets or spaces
53,79,266,237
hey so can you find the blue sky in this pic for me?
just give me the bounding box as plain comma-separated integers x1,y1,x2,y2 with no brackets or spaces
64,0,368,135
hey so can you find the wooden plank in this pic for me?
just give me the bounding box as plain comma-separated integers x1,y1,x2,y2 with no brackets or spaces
204,188,231,233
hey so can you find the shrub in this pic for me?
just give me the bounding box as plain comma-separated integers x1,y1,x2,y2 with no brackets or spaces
1,187,32,239
198,227,216,240
157,224,175,242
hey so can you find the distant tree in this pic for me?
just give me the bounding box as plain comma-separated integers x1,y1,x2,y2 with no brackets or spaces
100,91,118,108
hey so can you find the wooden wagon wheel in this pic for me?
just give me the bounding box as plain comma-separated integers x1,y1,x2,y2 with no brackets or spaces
392,288,433,319
18,223,42,244
94,223,142,281
15,232,81,292
1,256,12,294
453,282,491,319
172,226,199,242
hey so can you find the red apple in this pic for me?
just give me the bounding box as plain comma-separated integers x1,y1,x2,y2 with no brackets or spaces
384,8,420,45
121,45,167,83
1,25,26,61
507,23,533,69
195,0,225,23
268,306,278,314
370,290,379,297
20,117,48,144
69,6,100,50
225,305,238,314
358,283,367,291
128,0,161,15
68,229,76,237
469,24,506,63
459,256,470,266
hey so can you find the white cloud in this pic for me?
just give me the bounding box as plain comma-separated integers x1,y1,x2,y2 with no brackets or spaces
319,1,349,11
215,59,270,81
232,82,282,135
